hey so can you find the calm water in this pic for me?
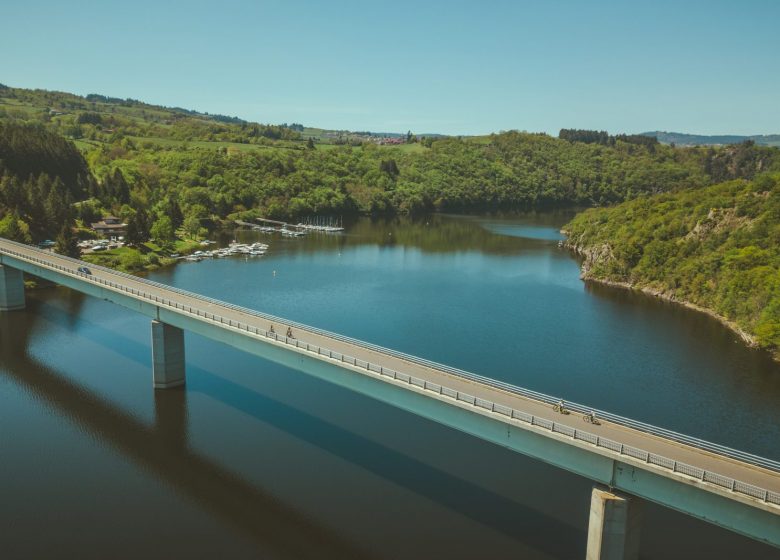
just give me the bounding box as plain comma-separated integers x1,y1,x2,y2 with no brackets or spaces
1,212,778,559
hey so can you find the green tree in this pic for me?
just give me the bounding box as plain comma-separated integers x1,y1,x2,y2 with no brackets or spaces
119,250,144,272
0,212,29,242
379,159,400,178
150,215,174,242
45,176,72,229
105,168,130,204
170,199,184,229
54,223,80,258
0,175,25,211
76,199,102,225
183,214,202,237
125,207,150,245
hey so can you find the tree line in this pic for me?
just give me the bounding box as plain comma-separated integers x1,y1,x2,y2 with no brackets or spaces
559,128,660,148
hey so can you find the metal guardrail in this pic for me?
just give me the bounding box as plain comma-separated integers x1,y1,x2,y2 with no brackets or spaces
1,239,779,508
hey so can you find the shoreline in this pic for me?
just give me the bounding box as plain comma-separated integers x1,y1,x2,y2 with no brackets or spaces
563,240,780,363
580,274,758,347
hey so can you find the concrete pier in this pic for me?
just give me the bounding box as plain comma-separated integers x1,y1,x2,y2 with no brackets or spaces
0,264,25,311
586,486,642,560
151,320,185,389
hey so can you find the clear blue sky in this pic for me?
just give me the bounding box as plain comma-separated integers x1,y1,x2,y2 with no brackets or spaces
2,0,779,135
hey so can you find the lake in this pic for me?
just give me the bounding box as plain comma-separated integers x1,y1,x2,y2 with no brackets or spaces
1,212,778,559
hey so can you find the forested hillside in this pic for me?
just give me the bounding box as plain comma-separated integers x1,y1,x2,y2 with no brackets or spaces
0,122,95,249
2,84,780,278
564,174,780,357
0,121,92,196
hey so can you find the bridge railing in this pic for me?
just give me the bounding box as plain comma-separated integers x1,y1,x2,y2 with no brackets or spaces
2,240,779,508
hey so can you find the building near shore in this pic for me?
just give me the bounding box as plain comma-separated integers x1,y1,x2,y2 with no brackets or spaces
90,216,127,237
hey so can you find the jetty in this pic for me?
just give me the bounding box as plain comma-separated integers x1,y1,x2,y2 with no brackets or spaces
234,217,343,235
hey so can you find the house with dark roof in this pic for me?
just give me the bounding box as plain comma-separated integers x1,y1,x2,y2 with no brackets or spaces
90,216,127,237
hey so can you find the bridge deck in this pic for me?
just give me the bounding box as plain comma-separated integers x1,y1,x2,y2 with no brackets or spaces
1,239,778,510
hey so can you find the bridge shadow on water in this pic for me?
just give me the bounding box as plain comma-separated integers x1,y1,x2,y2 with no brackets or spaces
0,304,367,559
0,294,585,559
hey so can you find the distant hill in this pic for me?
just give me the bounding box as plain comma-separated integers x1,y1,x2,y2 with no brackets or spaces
642,131,780,147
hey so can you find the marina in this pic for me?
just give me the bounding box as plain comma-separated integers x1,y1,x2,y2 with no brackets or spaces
180,241,268,262
234,216,344,236
295,216,345,233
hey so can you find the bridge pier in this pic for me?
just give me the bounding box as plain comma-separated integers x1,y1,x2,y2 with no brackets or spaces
586,486,642,560
151,320,185,389
0,264,25,311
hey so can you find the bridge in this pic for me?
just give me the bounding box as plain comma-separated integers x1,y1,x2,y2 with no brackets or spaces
1,237,778,559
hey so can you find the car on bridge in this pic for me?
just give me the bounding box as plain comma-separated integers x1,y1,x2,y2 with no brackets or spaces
77,266,92,275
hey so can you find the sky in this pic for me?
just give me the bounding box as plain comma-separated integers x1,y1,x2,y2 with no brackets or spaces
1,0,779,136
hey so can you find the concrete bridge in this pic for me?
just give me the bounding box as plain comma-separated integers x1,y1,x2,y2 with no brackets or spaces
1,237,778,559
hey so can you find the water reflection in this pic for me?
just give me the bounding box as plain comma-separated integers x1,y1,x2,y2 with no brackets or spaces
215,212,574,258
0,310,368,560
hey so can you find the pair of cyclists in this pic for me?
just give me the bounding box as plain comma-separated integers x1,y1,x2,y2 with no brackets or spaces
554,400,598,424
269,325,294,338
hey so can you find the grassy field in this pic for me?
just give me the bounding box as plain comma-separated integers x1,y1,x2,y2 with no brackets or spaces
127,135,305,152
301,126,330,140
392,142,428,153
81,237,204,272
313,142,342,151
313,142,429,153
1,89,436,155
0,98,43,116
72,138,102,151
106,133,424,154
69,134,308,154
